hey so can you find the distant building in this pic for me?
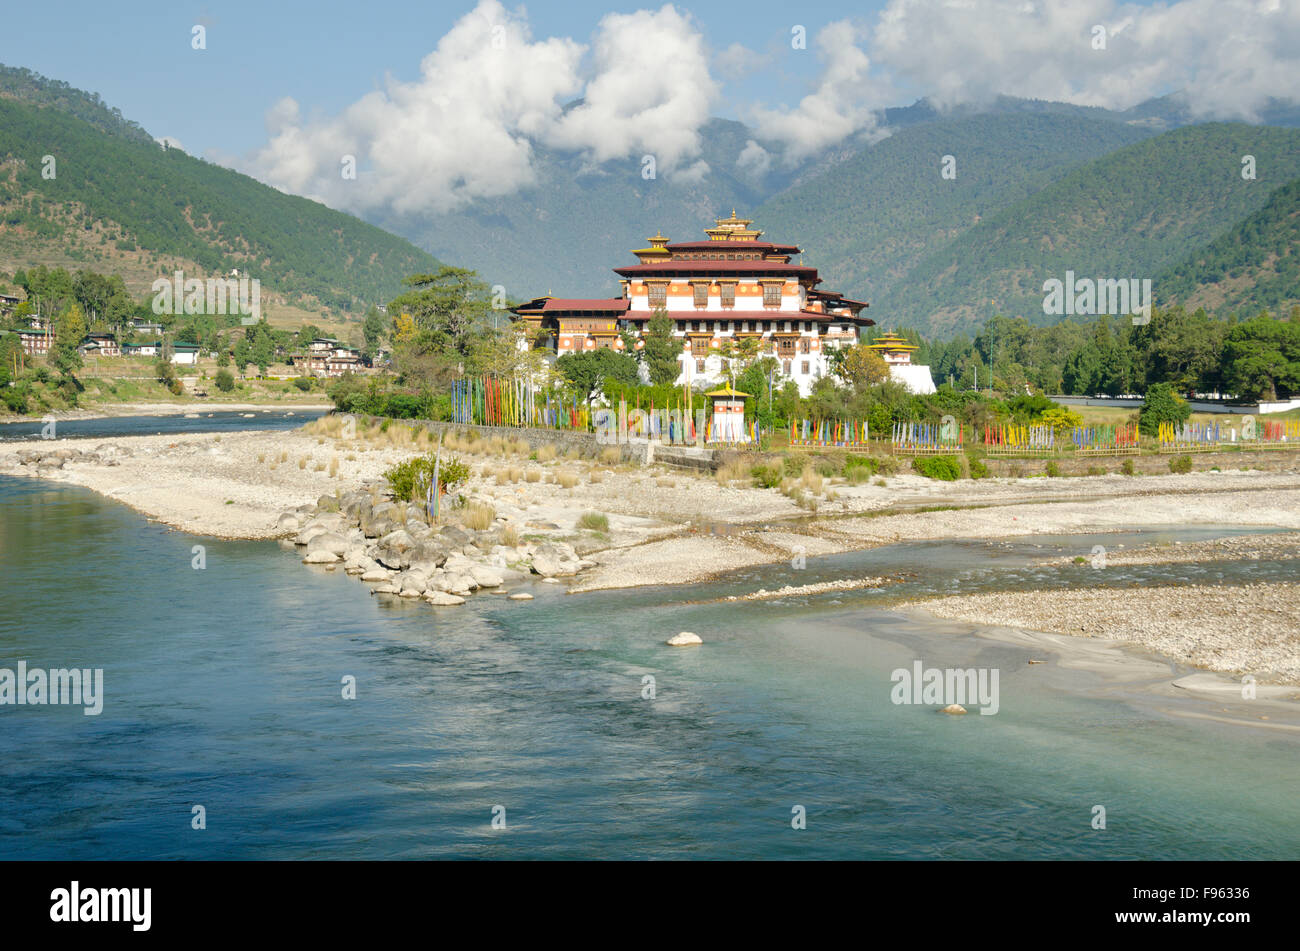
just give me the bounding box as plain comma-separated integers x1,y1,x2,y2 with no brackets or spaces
79,333,121,357
866,331,936,395
123,341,161,357
0,293,21,315
170,343,200,365
289,338,364,377
510,212,874,397
17,330,50,357
128,319,166,336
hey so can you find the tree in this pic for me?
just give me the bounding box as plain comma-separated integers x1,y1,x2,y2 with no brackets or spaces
835,345,890,392
214,369,236,392
50,303,87,377
362,307,386,358
1221,315,1300,401
555,349,639,402
386,267,493,357
1138,382,1192,436
642,311,681,385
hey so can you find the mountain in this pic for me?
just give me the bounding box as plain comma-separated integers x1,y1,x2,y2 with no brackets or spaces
1158,175,1300,316
0,64,443,324
370,116,805,302
874,123,1300,337
755,111,1154,303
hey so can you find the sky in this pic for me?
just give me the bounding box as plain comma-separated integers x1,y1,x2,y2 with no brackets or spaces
7,0,1300,218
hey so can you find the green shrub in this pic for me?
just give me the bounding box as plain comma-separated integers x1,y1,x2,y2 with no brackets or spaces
1086,466,1105,476
1044,460,1061,477
750,463,782,489
912,455,961,481
383,453,470,502
782,455,804,477
578,511,609,532
1169,454,1193,474
843,455,877,483
214,369,235,392
1139,382,1192,436
293,376,313,392
968,457,989,479
1121,459,1136,476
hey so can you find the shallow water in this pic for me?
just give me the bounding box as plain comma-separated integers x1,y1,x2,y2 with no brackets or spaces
0,408,328,442
0,475,1297,859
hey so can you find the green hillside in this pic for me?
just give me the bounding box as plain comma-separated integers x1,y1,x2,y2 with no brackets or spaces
378,117,802,300
1158,176,1300,316
0,66,442,317
755,111,1153,301
875,123,1300,337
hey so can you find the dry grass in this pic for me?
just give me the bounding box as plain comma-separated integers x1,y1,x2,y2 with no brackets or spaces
599,446,621,465
279,450,289,463
501,523,520,547
589,470,605,484
536,445,557,463
798,465,824,495
656,477,675,488
257,453,265,463
461,501,496,531
329,457,339,477
297,457,308,470
313,461,326,472
715,459,751,486
578,511,609,532
525,469,541,483
556,470,579,489
508,466,524,482
511,438,530,457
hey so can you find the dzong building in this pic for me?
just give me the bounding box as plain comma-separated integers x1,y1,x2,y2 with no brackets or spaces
510,212,874,396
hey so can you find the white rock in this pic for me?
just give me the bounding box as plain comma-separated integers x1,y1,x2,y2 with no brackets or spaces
425,591,466,606
469,565,504,588
361,568,392,582
666,631,703,647
303,550,340,564
508,592,534,601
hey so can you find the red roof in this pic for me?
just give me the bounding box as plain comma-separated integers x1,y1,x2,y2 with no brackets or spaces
664,241,800,253
616,262,819,278
623,309,873,326
538,298,630,314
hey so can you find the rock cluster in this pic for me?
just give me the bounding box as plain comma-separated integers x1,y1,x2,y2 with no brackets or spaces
281,483,595,606
9,443,133,470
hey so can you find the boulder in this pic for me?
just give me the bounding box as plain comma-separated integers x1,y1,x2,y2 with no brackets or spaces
316,494,341,513
361,567,393,582
445,573,477,595
303,550,340,564
370,581,400,594
508,592,534,601
469,565,504,588
276,512,301,534
424,591,466,606
939,704,968,715
666,632,703,647
307,532,349,556
377,528,416,552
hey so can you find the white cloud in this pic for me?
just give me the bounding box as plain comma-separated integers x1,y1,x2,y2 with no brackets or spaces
243,0,716,215
240,0,1300,214
546,5,718,177
748,20,894,164
870,0,1300,119
736,139,771,176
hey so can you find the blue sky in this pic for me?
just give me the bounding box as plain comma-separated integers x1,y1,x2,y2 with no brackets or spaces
8,0,891,156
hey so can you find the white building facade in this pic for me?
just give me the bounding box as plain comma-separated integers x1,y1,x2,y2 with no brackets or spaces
512,213,874,396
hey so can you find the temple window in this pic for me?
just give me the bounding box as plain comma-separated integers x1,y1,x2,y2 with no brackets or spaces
693,283,708,307
648,283,667,307
763,284,781,308
801,361,810,375
720,284,736,308
696,359,706,373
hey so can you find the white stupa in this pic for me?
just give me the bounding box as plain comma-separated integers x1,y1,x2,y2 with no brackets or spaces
867,331,936,394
